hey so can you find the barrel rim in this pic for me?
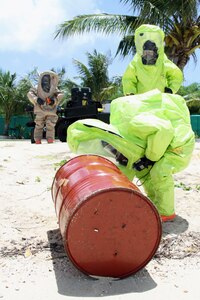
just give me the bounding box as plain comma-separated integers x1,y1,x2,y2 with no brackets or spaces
51,154,119,200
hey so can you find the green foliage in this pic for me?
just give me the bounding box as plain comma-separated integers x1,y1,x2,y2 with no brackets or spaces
35,176,41,182
0,70,31,135
175,181,200,192
178,83,200,98
73,50,122,102
178,82,200,114
186,99,200,114
54,159,68,170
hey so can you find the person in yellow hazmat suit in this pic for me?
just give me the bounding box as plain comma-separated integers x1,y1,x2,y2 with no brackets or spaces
27,71,64,144
122,24,183,95
67,89,195,222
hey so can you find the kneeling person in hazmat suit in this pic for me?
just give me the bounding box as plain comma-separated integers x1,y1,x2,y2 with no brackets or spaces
27,71,64,144
67,89,195,222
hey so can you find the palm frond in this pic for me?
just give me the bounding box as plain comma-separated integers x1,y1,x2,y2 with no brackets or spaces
55,14,138,39
73,59,91,79
116,34,136,57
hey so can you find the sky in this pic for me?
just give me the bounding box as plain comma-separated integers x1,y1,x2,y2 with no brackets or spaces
0,0,200,86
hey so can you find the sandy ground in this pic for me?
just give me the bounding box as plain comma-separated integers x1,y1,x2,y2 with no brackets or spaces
0,139,200,300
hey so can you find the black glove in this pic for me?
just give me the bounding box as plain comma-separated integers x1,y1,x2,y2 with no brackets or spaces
116,152,128,166
46,97,55,106
37,97,45,105
164,87,173,94
133,157,155,171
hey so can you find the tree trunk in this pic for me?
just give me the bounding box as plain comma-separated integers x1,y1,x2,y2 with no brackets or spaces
177,55,189,71
3,121,10,136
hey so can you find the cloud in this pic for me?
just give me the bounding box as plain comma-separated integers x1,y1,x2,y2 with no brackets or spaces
0,0,102,53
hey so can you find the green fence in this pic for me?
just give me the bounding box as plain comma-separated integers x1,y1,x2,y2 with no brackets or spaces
0,114,200,139
0,115,33,139
190,115,200,136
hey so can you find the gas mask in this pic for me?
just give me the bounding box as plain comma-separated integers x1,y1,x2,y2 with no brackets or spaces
142,40,158,65
41,74,51,93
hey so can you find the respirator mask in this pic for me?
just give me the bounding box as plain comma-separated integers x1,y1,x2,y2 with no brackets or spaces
142,40,158,65
41,74,51,93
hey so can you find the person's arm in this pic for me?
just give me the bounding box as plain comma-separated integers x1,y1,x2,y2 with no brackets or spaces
129,113,174,161
122,61,138,95
54,88,64,105
27,88,38,105
164,57,183,93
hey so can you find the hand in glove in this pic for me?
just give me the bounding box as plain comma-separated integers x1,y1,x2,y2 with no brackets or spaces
164,87,173,94
133,157,155,171
37,97,45,105
46,97,55,106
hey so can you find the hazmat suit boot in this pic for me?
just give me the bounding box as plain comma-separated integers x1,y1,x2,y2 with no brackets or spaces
35,140,41,144
47,139,54,143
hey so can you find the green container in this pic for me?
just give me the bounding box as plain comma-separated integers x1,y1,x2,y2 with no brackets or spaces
190,115,200,136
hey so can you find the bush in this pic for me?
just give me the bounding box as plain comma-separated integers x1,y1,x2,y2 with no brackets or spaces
186,99,200,115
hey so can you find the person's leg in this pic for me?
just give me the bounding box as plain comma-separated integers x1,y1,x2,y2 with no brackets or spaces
141,172,156,203
135,156,174,219
45,114,58,142
34,113,45,143
146,156,175,217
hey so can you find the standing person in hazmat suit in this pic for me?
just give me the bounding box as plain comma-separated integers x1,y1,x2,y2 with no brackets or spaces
122,24,183,95
66,89,195,222
27,71,64,144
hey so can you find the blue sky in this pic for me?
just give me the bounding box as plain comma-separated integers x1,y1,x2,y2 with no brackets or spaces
0,0,199,86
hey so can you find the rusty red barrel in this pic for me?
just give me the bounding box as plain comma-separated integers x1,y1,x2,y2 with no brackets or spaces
52,154,161,278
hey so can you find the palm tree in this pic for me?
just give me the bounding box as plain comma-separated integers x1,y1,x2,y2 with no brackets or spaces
55,0,200,71
72,49,121,102
0,70,31,136
0,70,18,135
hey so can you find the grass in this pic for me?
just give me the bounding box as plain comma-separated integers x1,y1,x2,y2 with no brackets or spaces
175,181,200,192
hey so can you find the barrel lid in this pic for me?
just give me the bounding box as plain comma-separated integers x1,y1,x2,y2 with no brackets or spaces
65,188,161,278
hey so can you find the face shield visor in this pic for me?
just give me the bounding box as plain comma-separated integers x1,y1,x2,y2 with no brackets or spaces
142,40,158,65
41,74,51,93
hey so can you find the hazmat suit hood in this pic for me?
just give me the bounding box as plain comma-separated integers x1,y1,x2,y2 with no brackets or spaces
37,71,59,100
135,24,165,65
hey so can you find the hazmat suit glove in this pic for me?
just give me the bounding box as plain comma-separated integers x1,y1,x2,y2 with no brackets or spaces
164,87,173,94
46,97,55,106
37,97,45,105
133,157,155,171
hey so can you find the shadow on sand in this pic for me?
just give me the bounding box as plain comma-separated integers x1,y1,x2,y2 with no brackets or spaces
162,214,189,236
47,228,157,297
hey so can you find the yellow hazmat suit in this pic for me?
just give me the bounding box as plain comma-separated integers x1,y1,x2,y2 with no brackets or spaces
122,24,183,95
27,71,63,143
67,89,195,220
